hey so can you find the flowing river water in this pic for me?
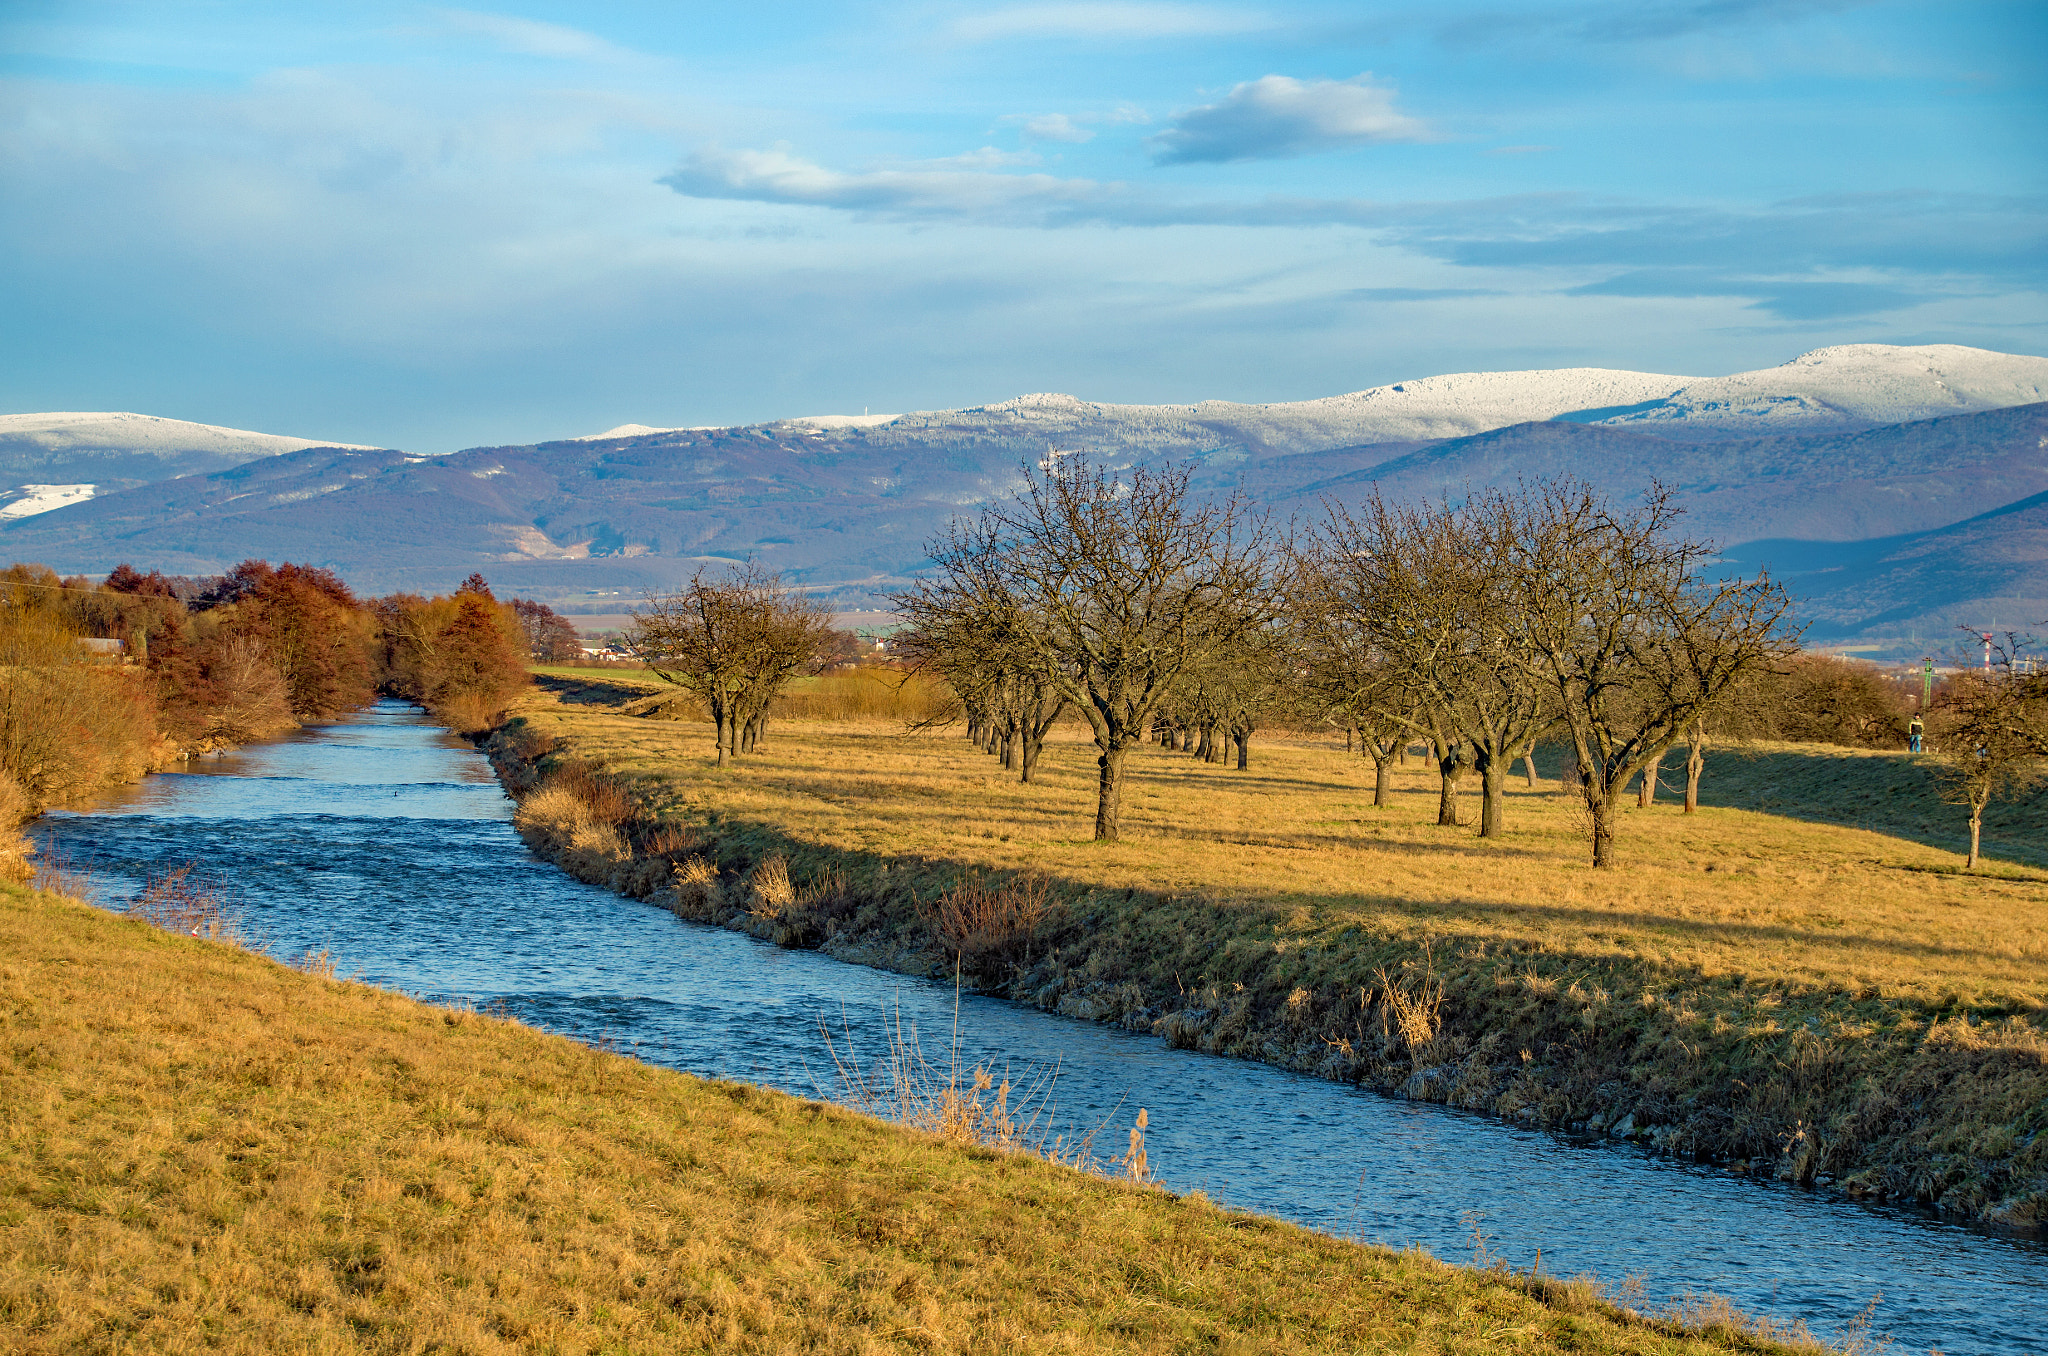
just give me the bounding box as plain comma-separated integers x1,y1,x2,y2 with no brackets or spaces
38,702,2047,1354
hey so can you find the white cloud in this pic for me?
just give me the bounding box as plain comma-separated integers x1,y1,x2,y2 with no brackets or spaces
435,9,630,61
660,146,1131,224
918,146,1046,169
1000,107,1150,143
951,3,1267,42
1015,113,1093,143
1148,74,1433,164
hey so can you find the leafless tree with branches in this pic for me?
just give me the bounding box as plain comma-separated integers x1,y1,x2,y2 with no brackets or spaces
627,563,833,765
1484,480,1796,868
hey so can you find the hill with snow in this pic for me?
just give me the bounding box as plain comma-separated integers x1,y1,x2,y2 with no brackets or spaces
719,343,2047,456
6,343,2044,650
0,412,380,518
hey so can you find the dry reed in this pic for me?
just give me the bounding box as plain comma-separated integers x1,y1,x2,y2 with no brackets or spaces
821,991,1116,1174
123,863,248,946
920,870,1054,975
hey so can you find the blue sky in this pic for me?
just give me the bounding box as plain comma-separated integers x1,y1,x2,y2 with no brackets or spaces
2,0,2042,451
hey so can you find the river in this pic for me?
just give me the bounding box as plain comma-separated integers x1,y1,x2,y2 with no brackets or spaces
37,701,2047,1354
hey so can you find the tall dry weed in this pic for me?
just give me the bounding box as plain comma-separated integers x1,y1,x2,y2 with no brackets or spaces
822,995,1121,1174
124,865,248,946
749,854,796,918
672,856,720,915
771,670,955,723
0,774,32,882
1374,944,1447,1069
921,871,1053,975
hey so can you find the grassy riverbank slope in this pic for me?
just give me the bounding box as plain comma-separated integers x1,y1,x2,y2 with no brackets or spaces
0,883,1812,1355
496,677,2048,1227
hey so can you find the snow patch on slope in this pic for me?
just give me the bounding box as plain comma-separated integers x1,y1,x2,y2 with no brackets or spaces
0,484,94,519
779,413,903,430
571,423,696,441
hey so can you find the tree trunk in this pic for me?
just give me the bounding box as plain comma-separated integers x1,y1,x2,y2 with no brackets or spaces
1685,742,1704,813
1397,742,1408,767
1436,750,1462,827
1478,754,1506,838
1345,726,1355,753
1522,753,1539,788
1094,744,1128,842
1561,753,1581,791
1021,732,1041,783
1589,791,1616,868
1372,755,1391,807
714,708,729,766
1637,752,1663,808
1233,728,1249,770
1968,800,1984,869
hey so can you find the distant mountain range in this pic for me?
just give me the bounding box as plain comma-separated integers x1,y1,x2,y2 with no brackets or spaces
5,344,2046,655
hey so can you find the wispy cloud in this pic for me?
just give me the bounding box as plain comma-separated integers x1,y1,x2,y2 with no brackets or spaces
660,146,1135,225
1350,286,1507,301
1434,0,1874,46
660,149,2043,320
434,9,631,61
1146,75,1432,164
951,3,1268,42
1566,269,1919,319
998,107,1150,144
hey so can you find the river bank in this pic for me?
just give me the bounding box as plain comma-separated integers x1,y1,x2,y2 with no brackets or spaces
484,679,2048,1231
3,876,1845,1355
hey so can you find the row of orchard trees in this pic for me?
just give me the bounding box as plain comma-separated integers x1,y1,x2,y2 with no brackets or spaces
0,561,542,854
897,458,1797,869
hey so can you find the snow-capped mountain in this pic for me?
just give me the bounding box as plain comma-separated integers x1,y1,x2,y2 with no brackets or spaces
6,343,2043,649
1597,344,2048,436
0,411,380,517
0,411,377,462
728,343,2048,455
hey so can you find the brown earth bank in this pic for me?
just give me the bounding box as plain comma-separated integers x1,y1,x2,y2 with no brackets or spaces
474,682,2048,1233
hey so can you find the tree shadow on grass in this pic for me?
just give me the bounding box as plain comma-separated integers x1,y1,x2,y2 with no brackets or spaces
1686,747,2048,870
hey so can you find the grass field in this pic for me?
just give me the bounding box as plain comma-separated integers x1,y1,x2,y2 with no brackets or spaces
499,674,2048,1225
0,882,1819,1354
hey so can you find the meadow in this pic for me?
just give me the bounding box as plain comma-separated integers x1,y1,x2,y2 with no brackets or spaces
501,670,2048,1225
0,880,1826,1355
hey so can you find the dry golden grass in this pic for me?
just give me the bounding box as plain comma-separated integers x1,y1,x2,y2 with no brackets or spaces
495,682,2048,1220
0,882,1811,1355
517,692,2048,1013
1687,740,2047,868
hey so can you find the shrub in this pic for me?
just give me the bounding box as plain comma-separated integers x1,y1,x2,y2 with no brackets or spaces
922,871,1054,975
749,854,795,918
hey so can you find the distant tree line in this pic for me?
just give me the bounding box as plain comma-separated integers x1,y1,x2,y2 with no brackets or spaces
0,559,543,876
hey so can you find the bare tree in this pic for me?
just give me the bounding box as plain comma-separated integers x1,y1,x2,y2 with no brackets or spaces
894,520,1068,783
1486,480,1796,868
1310,493,1556,838
1289,555,1429,809
1931,631,2048,869
973,458,1279,841
627,564,831,765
